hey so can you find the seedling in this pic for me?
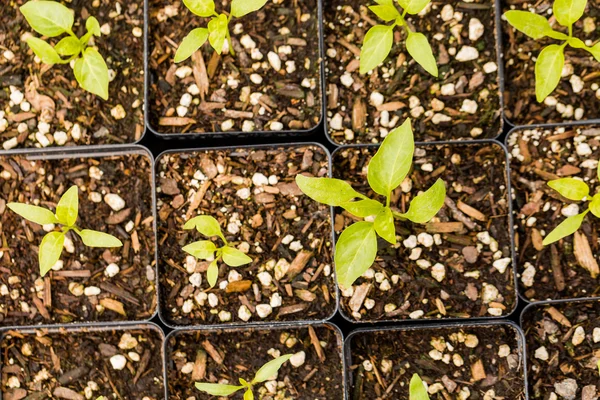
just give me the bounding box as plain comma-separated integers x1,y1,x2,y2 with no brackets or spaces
360,0,437,76
183,215,252,288
195,354,292,399
410,374,431,400
174,0,268,63
7,186,122,277
20,1,110,99
504,0,600,102
296,118,446,289
542,163,600,246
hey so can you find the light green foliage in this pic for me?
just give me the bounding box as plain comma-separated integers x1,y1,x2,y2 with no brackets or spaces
195,355,292,398
295,118,447,289
360,0,437,76
176,0,268,62
409,374,431,400
504,0,599,102
7,185,122,276
183,215,252,287
20,1,109,99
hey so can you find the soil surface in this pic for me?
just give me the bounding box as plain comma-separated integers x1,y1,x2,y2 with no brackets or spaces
324,0,501,144
507,126,600,302
148,0,322,135
523,300,600,400
334,143,515,322
166,323,344,399
156,145,336,326
0,325,164,399
501,0,600,125
0,0,145,148
347,323,526,399
0,151,156,327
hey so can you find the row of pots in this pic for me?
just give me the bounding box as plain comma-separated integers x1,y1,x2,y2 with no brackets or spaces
1,0,598,149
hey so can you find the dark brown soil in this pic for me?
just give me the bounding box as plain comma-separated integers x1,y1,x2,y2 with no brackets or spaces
347,323,527,399
507,126,600,302
0,324,165,399
148,0,322,135
0,0,145,148
333,142,515,322
0,150,156,327
523,300,600,399
166,323,344,399
156,145,336,326
501,0,600,125
324,0,502,144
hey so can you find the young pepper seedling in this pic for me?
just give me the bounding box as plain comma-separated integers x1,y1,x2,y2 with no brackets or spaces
410,374,431,400
296,118,446,289
8,185,122,276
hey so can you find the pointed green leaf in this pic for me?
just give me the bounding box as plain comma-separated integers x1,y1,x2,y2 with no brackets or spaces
175,27,209,63
222,246,252,267
79,230,122,248
586,43,600,62
504,11,565,40
252,355,292,383
409,374,430,400
73,47,109,100
184,215,226,242
39,231,65,276
374,207,396,244
296,174,362,206
369,4,400,21
406,31,438,77
589,194,600,218
208,14,228,54
339,199,384,218
182,240,217,259
55,186,79,227
244,389,254,400
397,0,431,14
55,36,82,56
374,0,393,4
20,0,74,37
231,0,269,17
207,259,219,287
86,16,101,36
535,44,565,103
335,221,378,289
359,24,394,74
553,0,587,26
401,179,446,223
7,203,58,225
543,211,588,245
25,37,64,65
195,383,244,396
183,0,215,17
548,178,590,201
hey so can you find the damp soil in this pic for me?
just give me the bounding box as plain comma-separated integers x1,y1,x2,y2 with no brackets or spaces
347,323,526,399
0,151,156,327
166,323,344,399
507,126,600,302
148,0,322,135
156,145,336,326
0,0,145,148
501,0,600,125
333,143,515,322
323,0,502,144
0,325,164,399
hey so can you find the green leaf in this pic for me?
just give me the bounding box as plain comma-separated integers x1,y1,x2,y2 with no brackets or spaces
369,4,400,21
572,40,600,62
195,383,244,396
252,355,293,383
585,43,600,62
244,389,254,400
208,14,228,54
553,0,587,26
175,27,209,63
184,215,226,242
406,31,438,77
409,374,430,400
79,229,123,248
55,186,79,227
397,0,431,14
7,203,58,225
374,0,393,4
25,37,64,65
231,0,268,18
183,0,215,17
73,47,109,100
359,24,394,74
503,10,565,40
20,0,74,37
535,44,565,103
39,231,65,276
207,259,219,287
543,210,588,245
296,175,362,206
367,118,414,198
86,16,101,37
182,240,217,259
589,194,600,218
401,179,446,223
339,199,384,218
335,222,378,289
222,246,252,267
374,207,396,244
55,36,82,56
548,178,590,201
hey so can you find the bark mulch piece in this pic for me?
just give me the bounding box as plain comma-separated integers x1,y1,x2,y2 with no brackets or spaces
148,0,322,135
0,0,145,149
347,323,527,399
522,300,600,400
507,126,600,302
156,145,336,326
333,142,515,322
0,150,156,327
501,0,600,125
0,324,165,399
166,323,344,399
324,0,502,144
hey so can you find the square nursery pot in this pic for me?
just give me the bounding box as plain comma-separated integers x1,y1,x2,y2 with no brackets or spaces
0,0,147,149
345,321,528,399
506,124,600,303
500,0,600,126
0,145,157,328
0,322,166,399
323,0,504,145
146,0,324,138
164,322,345,399
521,299,600,400
333,141,517,323
155,143,338,327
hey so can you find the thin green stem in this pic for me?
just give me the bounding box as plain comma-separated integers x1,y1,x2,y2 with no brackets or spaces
391,210,406,220
226,27,235,56
568,24,573,38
